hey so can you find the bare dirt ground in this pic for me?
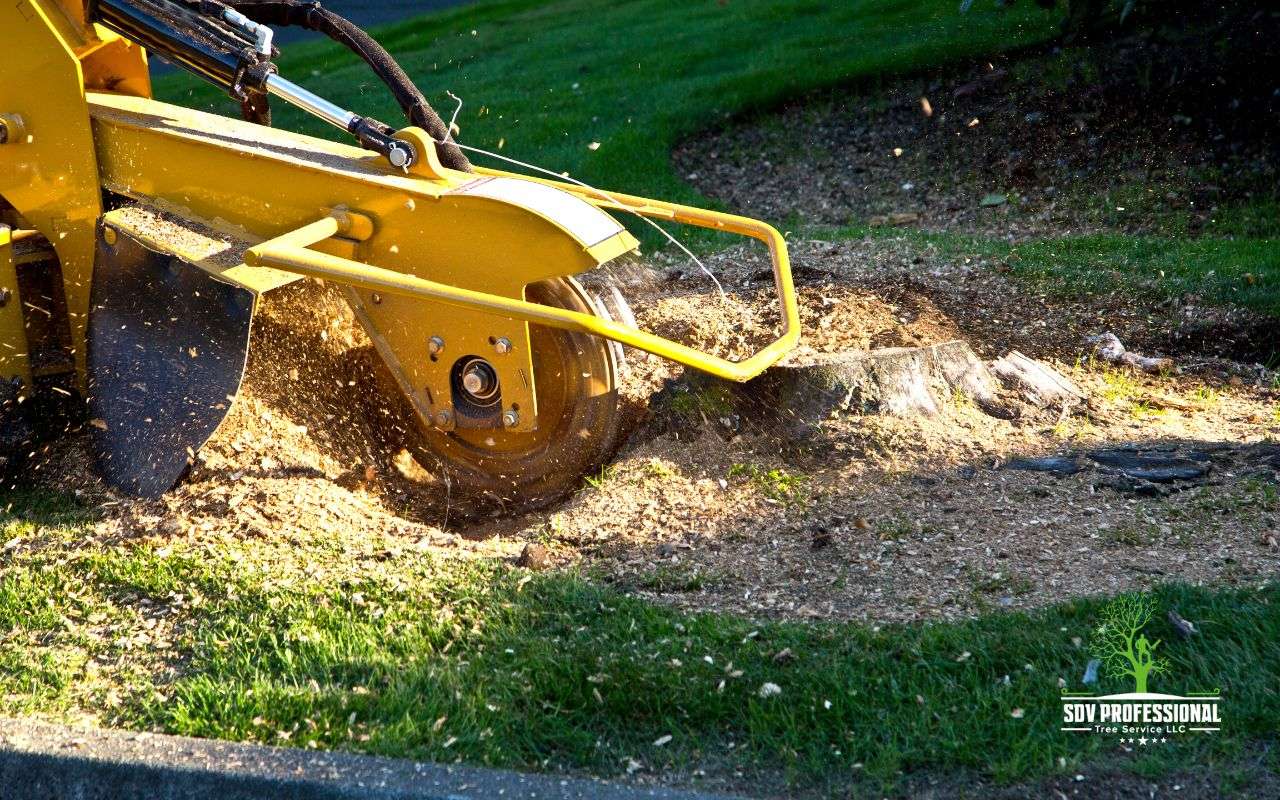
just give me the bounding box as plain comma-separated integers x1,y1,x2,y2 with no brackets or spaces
530,237,1280,622
673,23,1279,240
36,228,1280,625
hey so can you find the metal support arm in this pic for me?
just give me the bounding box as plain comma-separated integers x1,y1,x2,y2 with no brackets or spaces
244,196,799,383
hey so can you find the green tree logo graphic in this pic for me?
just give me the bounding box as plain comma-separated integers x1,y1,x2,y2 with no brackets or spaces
1092,594,1169,694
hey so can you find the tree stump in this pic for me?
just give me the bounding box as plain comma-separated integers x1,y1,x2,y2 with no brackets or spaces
653,340,1040,437
990,351,1084,408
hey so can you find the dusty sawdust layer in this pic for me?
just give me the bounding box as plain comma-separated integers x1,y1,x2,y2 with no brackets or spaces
29,230,1280,624
524,238,1280,622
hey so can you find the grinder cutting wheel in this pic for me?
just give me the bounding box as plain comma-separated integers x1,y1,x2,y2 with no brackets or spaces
0,0,799,512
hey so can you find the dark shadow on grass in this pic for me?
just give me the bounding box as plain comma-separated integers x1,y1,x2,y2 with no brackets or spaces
116,559,1280,799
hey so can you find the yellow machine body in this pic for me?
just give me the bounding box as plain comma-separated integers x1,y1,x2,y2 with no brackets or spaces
0,0,799,500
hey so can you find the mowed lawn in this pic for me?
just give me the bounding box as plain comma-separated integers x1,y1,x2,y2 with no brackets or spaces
154,0,1056,212
3,491,1280,794
0,1,1276,798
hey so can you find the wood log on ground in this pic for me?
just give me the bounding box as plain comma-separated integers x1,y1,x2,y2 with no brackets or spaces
1087,332,1175,374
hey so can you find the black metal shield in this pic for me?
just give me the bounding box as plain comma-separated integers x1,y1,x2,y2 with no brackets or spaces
88,222,253,498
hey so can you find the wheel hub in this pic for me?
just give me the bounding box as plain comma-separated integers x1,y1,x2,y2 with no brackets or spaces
456,357,499,406
392,277,623,515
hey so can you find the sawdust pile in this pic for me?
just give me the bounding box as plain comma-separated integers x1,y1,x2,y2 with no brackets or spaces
144,255,934,537
27,233,1280,624
527,238,1280,620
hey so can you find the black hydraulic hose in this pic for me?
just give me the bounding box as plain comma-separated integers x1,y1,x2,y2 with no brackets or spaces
224,0,471,171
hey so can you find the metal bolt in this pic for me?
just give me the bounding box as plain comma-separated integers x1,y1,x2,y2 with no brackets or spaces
0,288,11,308
387,142,413,169
461,369,485,395
501,409,519,427
102,227,118,246
0,120,7,146
493,336,512,355
371,292,383,305
427,335,444,356
433,409,453,427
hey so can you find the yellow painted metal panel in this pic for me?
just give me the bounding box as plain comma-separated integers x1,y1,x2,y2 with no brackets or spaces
87,94,635,431
0,0,104,392
0,226,34,390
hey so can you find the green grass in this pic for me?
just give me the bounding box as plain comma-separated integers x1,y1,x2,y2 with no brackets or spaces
826,224,1280,322
728,462,809,507
153,0,1058,248
2,513,1278,796
1001,235,1280,318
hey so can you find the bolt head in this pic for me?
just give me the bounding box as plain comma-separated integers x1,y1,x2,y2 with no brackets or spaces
433,409,453,426
501,409,519,427
493,337,512,355
371,292,383,305
428,335,444,355
102,227,118,246
387,143,414,168
462,370,485,395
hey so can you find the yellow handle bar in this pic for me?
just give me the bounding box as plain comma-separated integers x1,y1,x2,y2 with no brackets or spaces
244,191,799,383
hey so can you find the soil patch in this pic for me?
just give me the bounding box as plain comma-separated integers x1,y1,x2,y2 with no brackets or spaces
674,18,1280,240
30,230,1278,626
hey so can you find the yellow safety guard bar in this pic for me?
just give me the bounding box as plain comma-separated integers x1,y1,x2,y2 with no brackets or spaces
245,187,800,383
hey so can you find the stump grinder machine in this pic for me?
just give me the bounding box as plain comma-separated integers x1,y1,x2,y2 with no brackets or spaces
0,0,799,510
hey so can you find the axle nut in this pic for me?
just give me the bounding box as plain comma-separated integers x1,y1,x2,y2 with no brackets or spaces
387,142,413,169
501,409,519,427
493,337,512,355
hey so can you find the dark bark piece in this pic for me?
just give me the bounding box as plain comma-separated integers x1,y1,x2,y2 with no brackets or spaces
1087,449,1210,482
1088,448,1211,468
1003,456,1084,475
1117,465,1208,482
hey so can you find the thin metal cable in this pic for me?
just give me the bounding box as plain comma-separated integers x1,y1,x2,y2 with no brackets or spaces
436,94,728,299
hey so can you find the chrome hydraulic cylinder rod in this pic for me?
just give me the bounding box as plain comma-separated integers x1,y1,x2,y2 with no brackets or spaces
265,74,357,131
